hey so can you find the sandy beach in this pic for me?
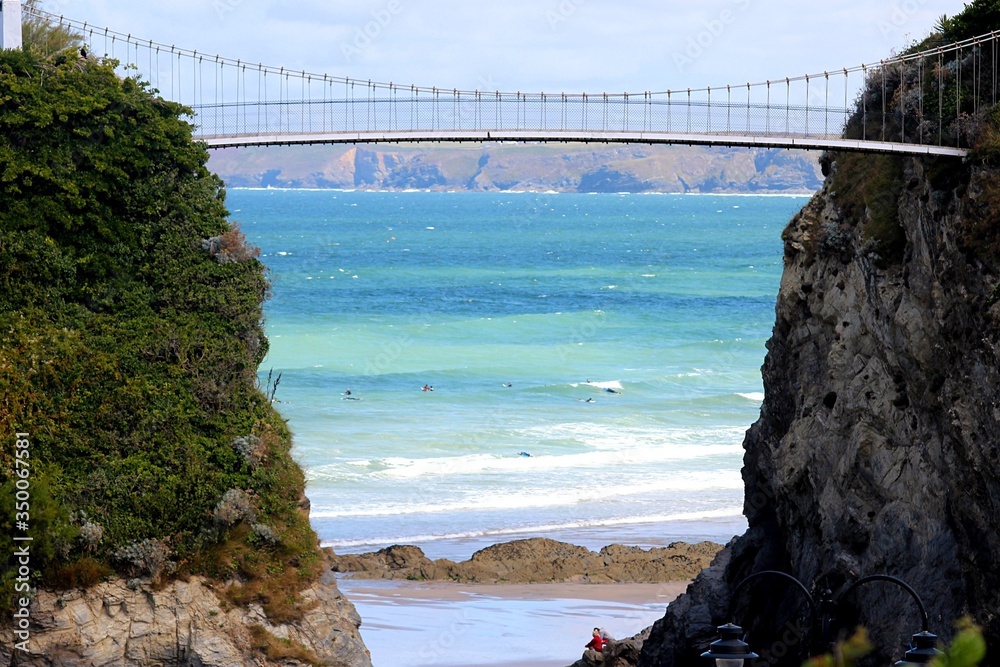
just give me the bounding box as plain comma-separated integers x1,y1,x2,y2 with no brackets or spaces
338,579,689,667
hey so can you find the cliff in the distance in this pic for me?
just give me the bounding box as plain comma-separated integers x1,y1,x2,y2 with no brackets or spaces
638,151,1000,666
207,143,823,194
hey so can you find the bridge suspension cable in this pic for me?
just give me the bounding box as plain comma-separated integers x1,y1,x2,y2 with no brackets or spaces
23,6,998,157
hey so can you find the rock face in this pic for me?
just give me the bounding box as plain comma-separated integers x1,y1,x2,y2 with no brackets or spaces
567,628,651,667
1,568,372,667
639,156,1000,666
329,538,722,584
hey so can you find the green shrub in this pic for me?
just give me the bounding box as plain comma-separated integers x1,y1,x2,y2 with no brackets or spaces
828,152,907,265
934,618,988,667
936,1,1000,41
0,48,319,619
970,108,1000,165
803,619,986,667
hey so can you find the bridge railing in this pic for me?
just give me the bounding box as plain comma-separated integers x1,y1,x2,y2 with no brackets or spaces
189,93,851,141
21,7,1000,152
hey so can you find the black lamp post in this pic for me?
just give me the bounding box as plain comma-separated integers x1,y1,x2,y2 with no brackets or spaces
700,571,942,666
701,623,759,667
893,631,942,666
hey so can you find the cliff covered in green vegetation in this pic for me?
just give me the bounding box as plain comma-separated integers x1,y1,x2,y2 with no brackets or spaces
0,42,343,645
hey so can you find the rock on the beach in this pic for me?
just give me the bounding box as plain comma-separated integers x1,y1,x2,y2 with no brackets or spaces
0,567,372,667
567,628,652,667
328,537,722,584
331,544,435,574
639,157,1000,666
466,538,603,581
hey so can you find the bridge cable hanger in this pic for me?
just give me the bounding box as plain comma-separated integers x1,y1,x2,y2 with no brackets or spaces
16,4,998,156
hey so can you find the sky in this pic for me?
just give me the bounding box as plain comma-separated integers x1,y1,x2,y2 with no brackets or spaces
38,0,968,94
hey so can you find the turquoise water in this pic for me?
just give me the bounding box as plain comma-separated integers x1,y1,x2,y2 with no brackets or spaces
234,189,808,560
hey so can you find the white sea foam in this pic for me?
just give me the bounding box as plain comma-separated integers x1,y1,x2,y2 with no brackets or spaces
737,392,765,401
320,507,746,550
516,422,746,451
310,473,743,519
570,380,624,391
680,192,811,198
308,446,739,482
305,424,745,482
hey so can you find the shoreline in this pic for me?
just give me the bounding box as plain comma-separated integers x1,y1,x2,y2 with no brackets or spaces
319,515,746,562
327,537,724,585
338,578,689,667
330,538,713,666
337,579,691,604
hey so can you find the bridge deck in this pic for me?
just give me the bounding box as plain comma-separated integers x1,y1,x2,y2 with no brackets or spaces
197,130,969,157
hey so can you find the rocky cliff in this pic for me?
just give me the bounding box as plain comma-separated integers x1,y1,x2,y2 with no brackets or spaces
1,559,371,667
638,153,1000,666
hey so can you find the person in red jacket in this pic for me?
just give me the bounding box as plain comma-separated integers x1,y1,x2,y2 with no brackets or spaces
585,628,605,652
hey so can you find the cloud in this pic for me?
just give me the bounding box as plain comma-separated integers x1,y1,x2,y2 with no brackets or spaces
54,0,962,94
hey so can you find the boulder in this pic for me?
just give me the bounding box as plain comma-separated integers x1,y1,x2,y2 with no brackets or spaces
568,628,652,667
0,567,372,667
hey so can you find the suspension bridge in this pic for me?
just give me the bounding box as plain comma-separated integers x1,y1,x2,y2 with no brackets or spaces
4,2,999,158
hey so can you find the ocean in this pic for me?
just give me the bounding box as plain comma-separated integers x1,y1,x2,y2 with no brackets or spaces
233,189,808,561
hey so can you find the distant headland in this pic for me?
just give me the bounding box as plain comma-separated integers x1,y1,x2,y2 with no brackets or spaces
207,143,823,194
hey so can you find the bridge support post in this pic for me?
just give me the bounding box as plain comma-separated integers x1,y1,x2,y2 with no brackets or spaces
0,0,22,50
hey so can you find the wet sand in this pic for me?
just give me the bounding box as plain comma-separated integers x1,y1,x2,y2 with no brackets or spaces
338,579,689,667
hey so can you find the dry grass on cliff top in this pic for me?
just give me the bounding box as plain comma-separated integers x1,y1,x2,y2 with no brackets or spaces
248,625,323,667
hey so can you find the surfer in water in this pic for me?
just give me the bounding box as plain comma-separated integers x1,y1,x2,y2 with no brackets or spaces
604,387,620,394
503,381,512,388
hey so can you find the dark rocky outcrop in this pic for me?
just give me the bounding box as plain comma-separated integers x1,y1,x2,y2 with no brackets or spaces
568,628,651,667
329,538,722,584
638,156,1000,666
